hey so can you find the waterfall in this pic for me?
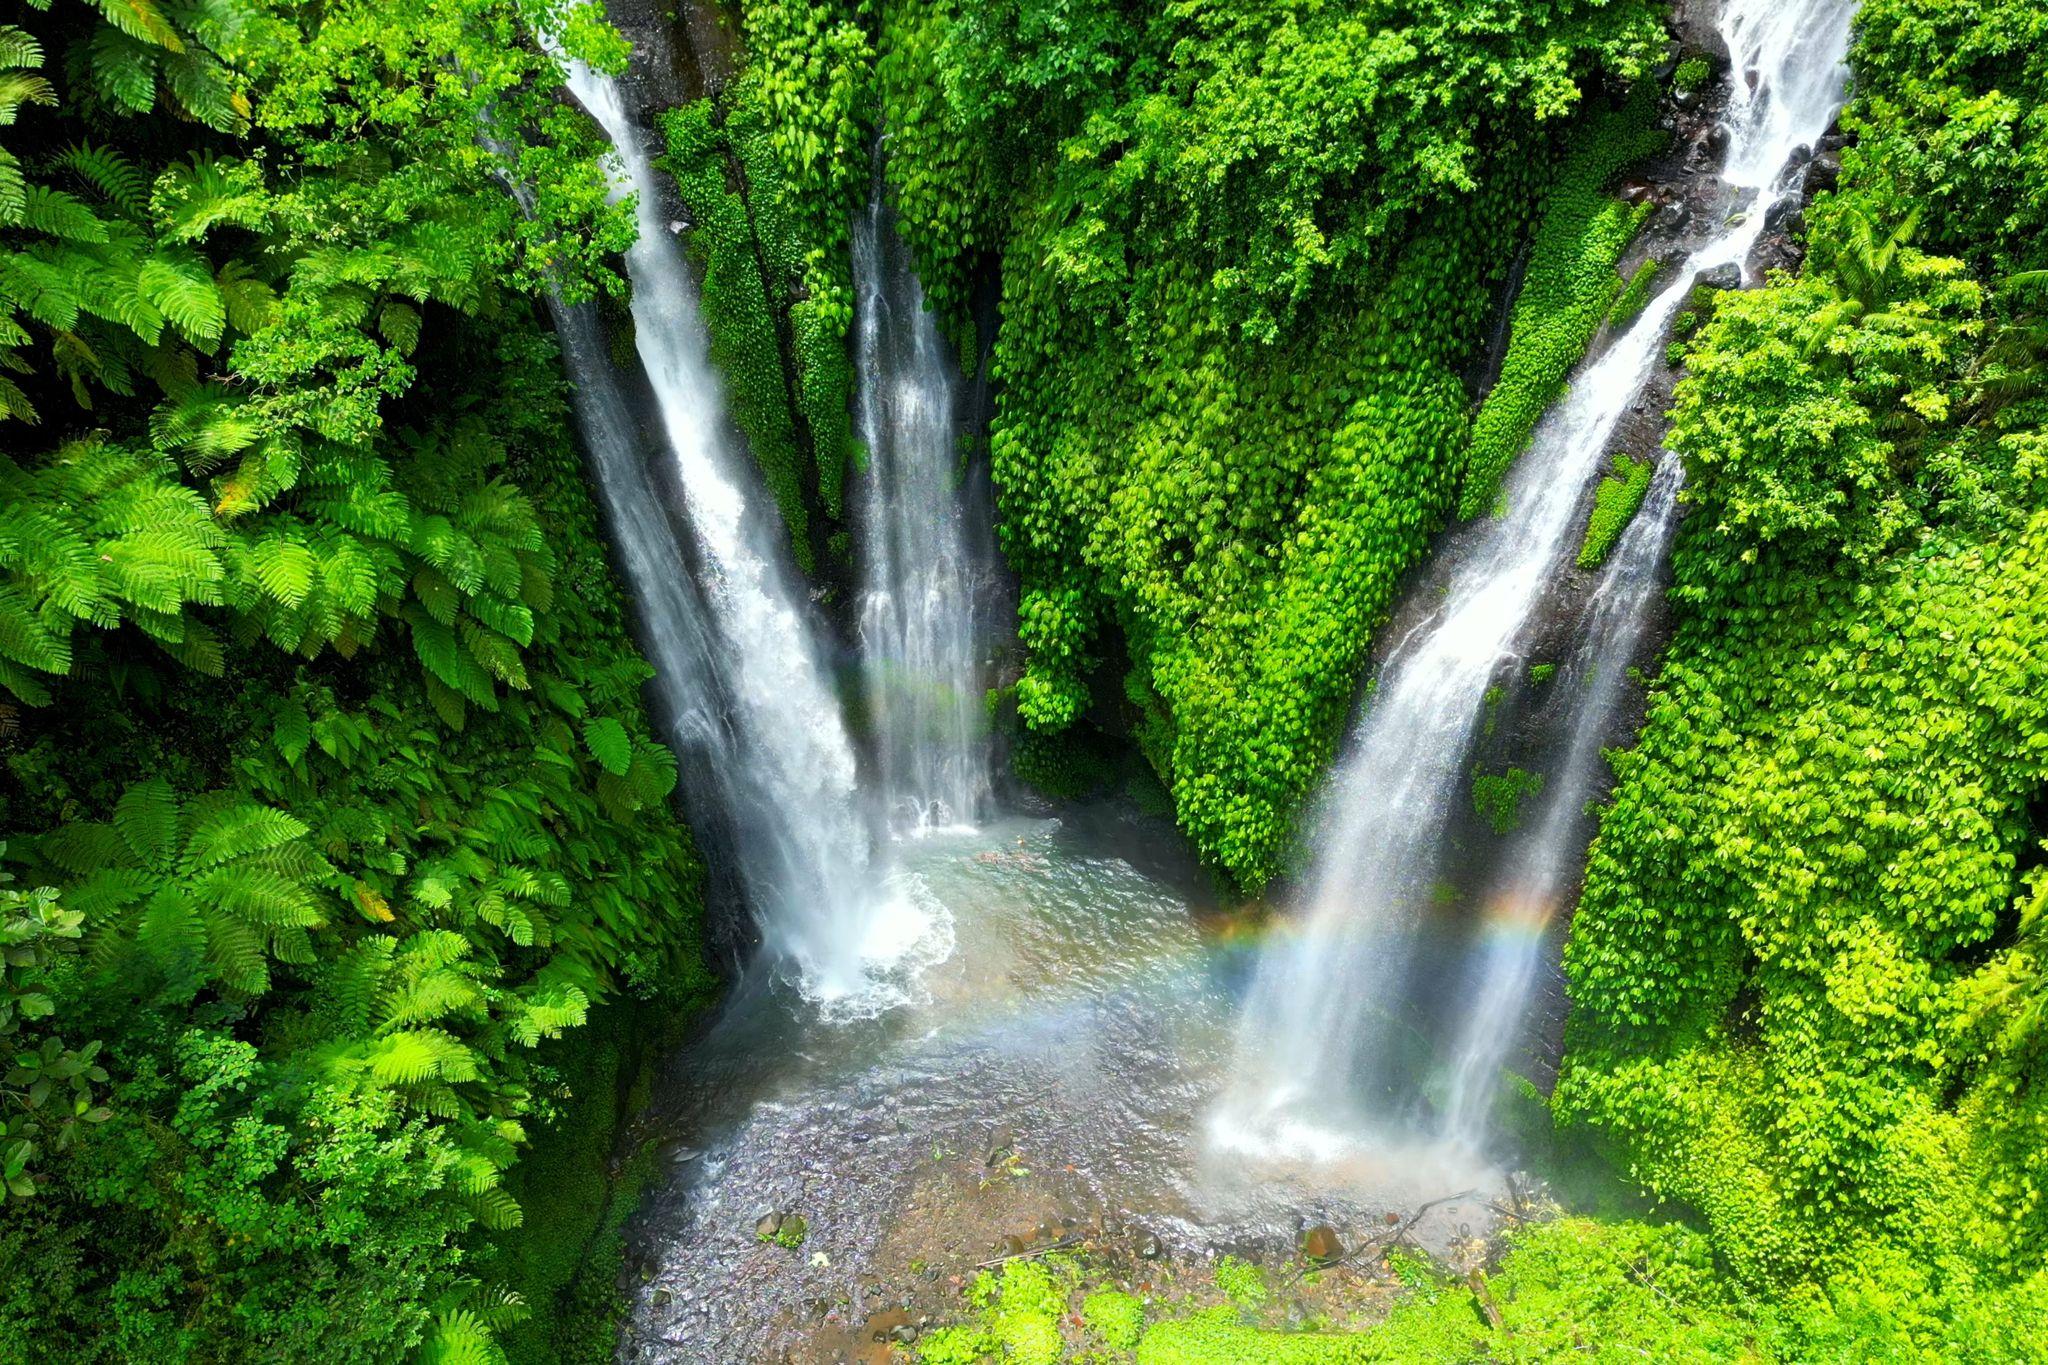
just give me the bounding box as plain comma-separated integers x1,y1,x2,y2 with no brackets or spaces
851,163,993,834
1435,459,1683,1145
1214,0,1857,1156
550,54,950,1015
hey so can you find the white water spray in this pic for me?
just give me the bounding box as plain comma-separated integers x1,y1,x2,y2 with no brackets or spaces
551,53,950,1014
1215,0,1857,1156
851,163,993,835
1435,458,1684,1145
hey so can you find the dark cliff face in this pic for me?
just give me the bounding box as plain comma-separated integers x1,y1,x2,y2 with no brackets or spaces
615,0,738,108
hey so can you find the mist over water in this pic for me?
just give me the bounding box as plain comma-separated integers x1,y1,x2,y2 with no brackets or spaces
1215,0,1859,1161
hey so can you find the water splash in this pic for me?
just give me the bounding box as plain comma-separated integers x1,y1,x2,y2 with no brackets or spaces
851,159,994,835
1215,0,1858,1157
550,51,950,1016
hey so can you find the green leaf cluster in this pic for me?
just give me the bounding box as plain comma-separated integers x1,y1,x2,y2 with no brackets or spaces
1575,452,1653,569
652,0,875,575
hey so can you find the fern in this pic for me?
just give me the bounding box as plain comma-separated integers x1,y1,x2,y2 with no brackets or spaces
21,186,107,243
57,142,147,218
581,717,631,776
180,800,309,871
112,777,181,871
85,27,157,117
137,248,223,344
93,0,184,53
151,154,266,242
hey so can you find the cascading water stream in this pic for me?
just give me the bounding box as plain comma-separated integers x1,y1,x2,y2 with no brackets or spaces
1435,458,1684,1146
1215,0,1857,1157
551,54,950,1013
851,162,993,834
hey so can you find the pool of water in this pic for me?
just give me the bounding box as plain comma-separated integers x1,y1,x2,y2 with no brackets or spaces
618,806,1508,1361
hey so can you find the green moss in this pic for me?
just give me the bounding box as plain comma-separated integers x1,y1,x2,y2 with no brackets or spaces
1472,765,1545,835
1607,256,1663,328
1673,56,1712,92
1084,1289,1146,1351
1577,454,1655,569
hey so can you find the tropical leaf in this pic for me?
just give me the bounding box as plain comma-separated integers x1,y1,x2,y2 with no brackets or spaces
113,777,181,871
581,717,631,776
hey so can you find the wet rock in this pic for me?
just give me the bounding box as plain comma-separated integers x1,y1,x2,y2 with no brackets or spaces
1765,195,1801,229
984,1125,1015,1167
755,1210,784,1239
890,1324,920,1345
650,1289,673,1308
1805,155,1840,196
1695,262,1743,291
1619,179,1655,207
1300,1225,1344,1261
1657,202,1691,232
669,1145,700,1165
1001,1234,1029,1257
1137,1233,1164,1259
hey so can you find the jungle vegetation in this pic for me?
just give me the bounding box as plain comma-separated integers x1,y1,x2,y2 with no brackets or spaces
4,0,2047,1360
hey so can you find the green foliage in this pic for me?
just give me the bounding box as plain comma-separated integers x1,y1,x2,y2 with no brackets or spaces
651,0,874,573
1458,93,1663,520
1083,1288,1145,1352
1211,1256,1266,1312
1472,765,1544,836
1672,57,1711,93
0,3,713,1359
1607,256,1662,329
1576,453,1654,569
877,0,1665,888
1556,0,2048,1330
1,868,110,1204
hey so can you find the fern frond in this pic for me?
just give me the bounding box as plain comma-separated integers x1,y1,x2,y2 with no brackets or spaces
194,865,323,929
179,798,308,871
57,142,148,218
95,0,185,53
138,248,224,345
0,25,43,70
86,27,158,117
152,154,265,241
328,937,395,1034
113,777,182,870
20,186,108,243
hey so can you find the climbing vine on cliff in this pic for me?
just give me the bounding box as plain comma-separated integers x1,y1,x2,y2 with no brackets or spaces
1557,0,2048,1337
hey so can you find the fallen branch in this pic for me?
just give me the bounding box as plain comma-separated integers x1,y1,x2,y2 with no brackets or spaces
1284,1189,1480,1285
973,1237,1086,1270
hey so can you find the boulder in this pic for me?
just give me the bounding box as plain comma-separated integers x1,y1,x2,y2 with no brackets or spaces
1695,262,1743,291
1300,1225,1344,1261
